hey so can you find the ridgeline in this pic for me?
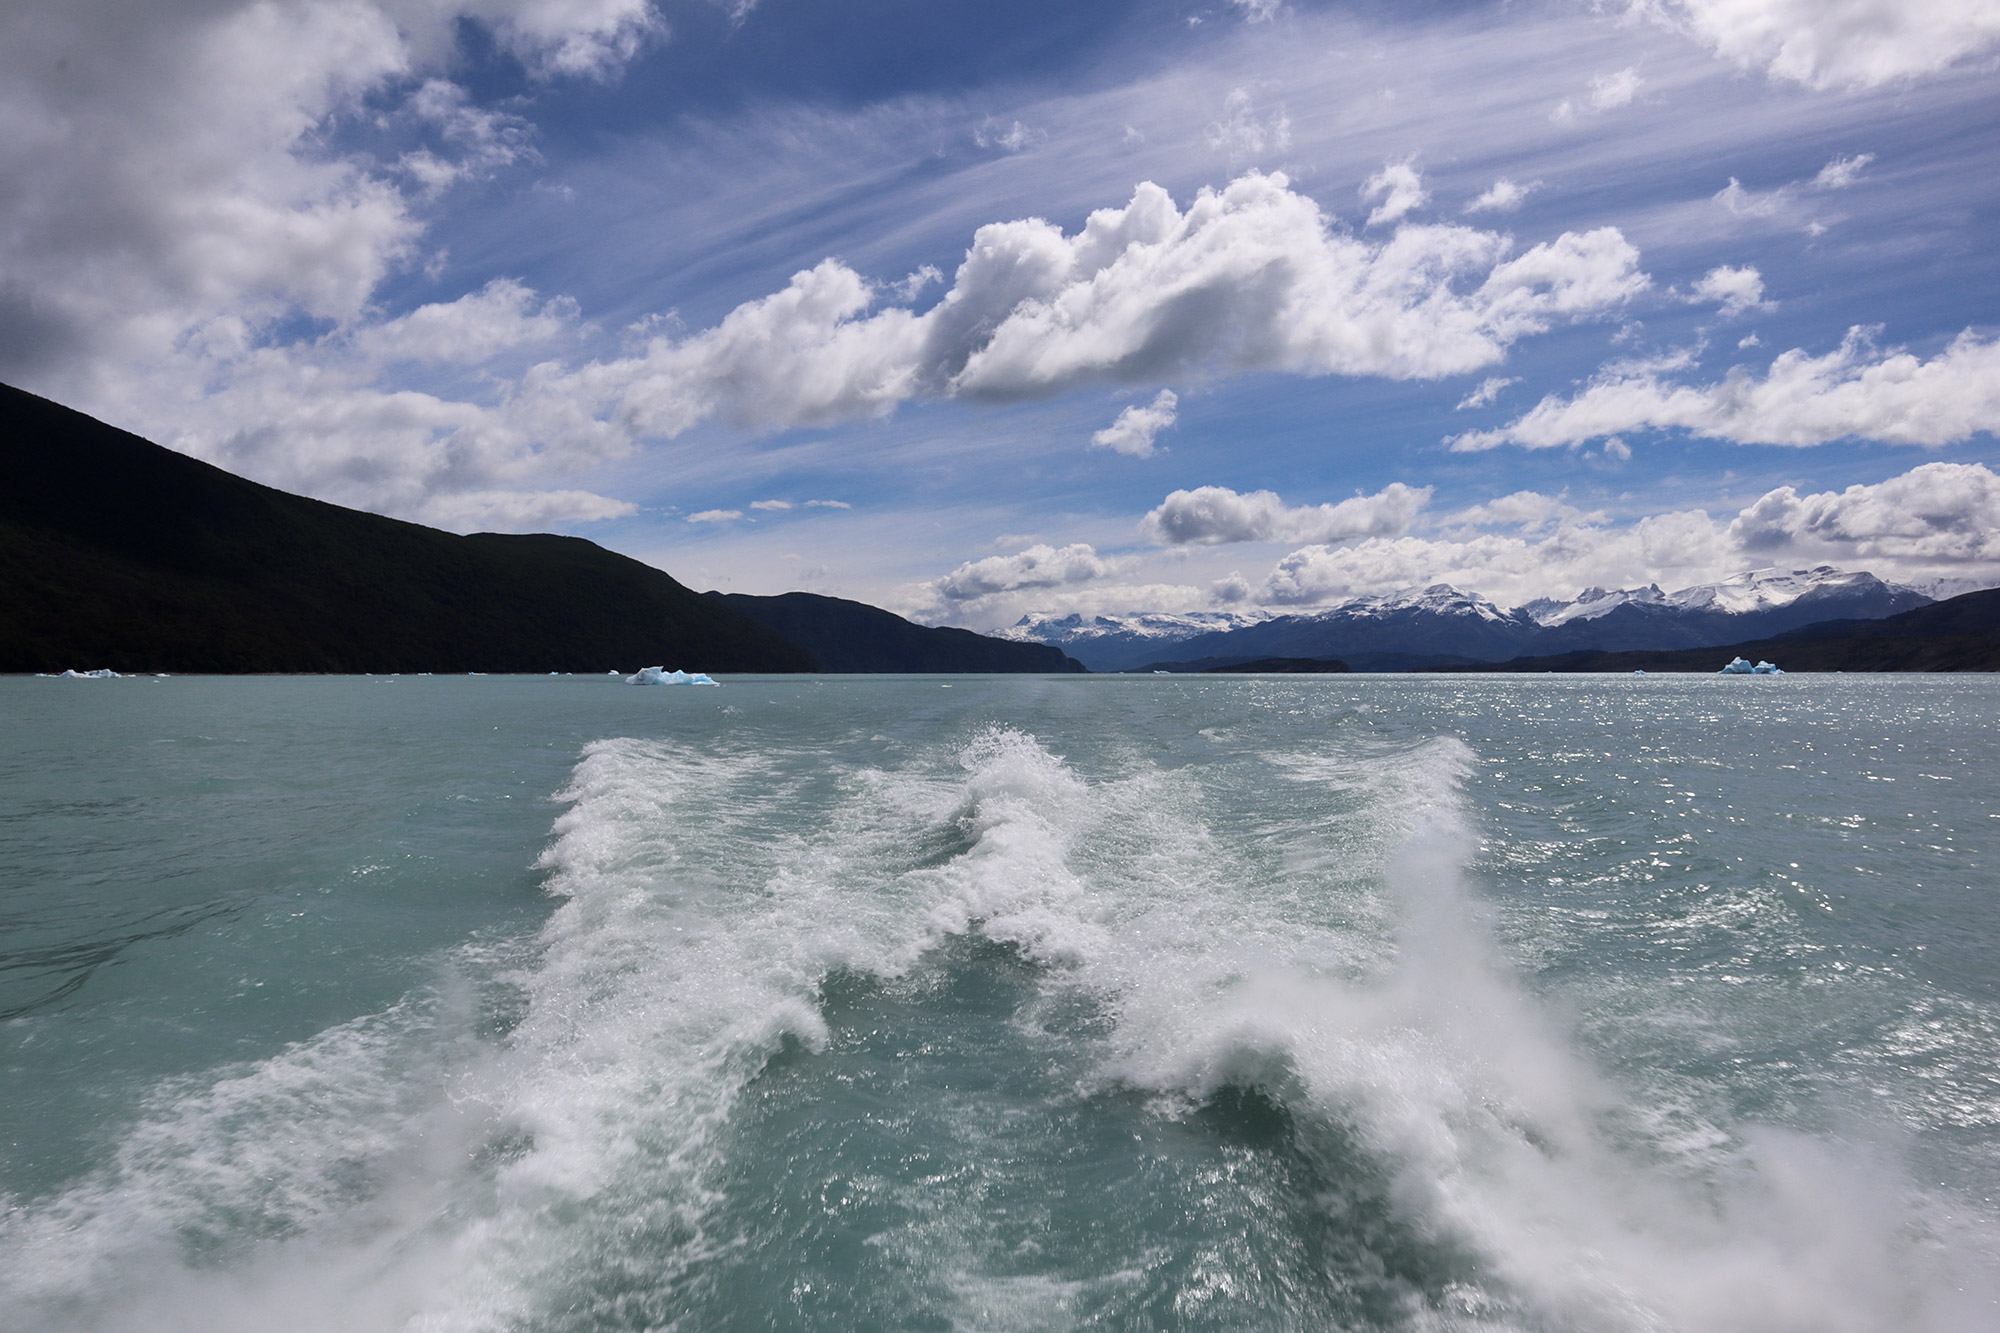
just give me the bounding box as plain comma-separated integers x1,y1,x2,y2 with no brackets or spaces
1422,590,2000,673
0,384,787,674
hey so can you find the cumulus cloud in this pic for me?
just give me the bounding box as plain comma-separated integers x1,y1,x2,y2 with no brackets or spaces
1465,179,1539,214
1442,490,1602,533
1689,264,1767,316
154,281,633,527
687,509,742,523
1362,160,1428,228
921,462,2000,625
1729,462,2000,563
1635,0,2000,90
1242,463,2000,608
1092,390,1178,457
0,0,662,526
1450,327,2000,451
750,499,792,510
1456,376,1518,410
804,499,851,509
933,543,1121,601
1139,483,1431,546
577,172,1646,449
1256,510,1736,606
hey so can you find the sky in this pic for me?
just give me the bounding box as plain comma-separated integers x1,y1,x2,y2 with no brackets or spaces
4,0,1998,629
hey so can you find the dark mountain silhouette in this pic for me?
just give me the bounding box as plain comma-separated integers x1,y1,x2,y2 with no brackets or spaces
1426,589,2000,673
707,591,1085,673
1199,656,1350,674
0,383,813,674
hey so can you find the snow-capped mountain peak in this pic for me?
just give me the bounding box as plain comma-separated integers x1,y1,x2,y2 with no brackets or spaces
1340,583,1517,622
998,609,1268,647
1663,566,1896,615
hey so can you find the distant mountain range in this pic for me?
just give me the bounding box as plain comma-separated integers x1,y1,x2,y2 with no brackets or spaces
1002,567,1966,672
7,381,1986,676
0,384,1080,675
1428,589,2000,674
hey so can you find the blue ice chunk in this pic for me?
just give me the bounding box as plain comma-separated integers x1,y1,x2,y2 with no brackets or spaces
626,666,719,686
1718,657,1784,674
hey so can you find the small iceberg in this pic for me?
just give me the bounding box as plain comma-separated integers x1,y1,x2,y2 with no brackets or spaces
58,668,121,678
627,666,720,686
1717,656,1784,675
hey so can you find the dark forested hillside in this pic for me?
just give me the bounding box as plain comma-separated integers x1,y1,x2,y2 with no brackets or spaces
708,591,1085,673
0,383,814,674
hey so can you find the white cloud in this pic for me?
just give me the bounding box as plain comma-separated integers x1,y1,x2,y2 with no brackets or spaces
1636,0,2000,90
1362,160,1428,228
1689,264,1767,317
1442,490,1602,533
687,509,742,523
1589,66,1643,109
974,119,1043,153
1256,508,1736,606
1229,0,1284,21
1729,462,2000,564
933,543,1121,601
1240,462,2000,610
1813,152,1876,188
1204,89,1291,160
1091,390,1178,457
920,462,2000,625
890,265,943,302
574,173,1646,454
1456,376,1518,410
1139,483,1431,546
804,499,851,509
750,499,792,510
1465,179,1539,214
1451,327,2000,451
0,1,662,526
1715,176,1787,217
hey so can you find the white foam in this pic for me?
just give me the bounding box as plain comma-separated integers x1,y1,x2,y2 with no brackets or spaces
7,723,1994,1331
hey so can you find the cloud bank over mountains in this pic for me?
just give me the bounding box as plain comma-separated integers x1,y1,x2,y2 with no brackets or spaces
916,461,2000,627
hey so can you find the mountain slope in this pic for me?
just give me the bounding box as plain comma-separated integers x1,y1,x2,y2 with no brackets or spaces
707,591,1086,673
0,383,815,674
1428,589,2000,673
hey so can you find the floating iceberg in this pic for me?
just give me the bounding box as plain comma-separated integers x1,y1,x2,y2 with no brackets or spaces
58,668,121,678
1717,657,1784,675
627,666,719,686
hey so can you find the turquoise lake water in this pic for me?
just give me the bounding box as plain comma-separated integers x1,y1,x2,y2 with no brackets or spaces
2,673,1997,1331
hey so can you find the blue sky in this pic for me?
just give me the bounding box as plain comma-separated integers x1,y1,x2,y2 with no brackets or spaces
4,0,1997,626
